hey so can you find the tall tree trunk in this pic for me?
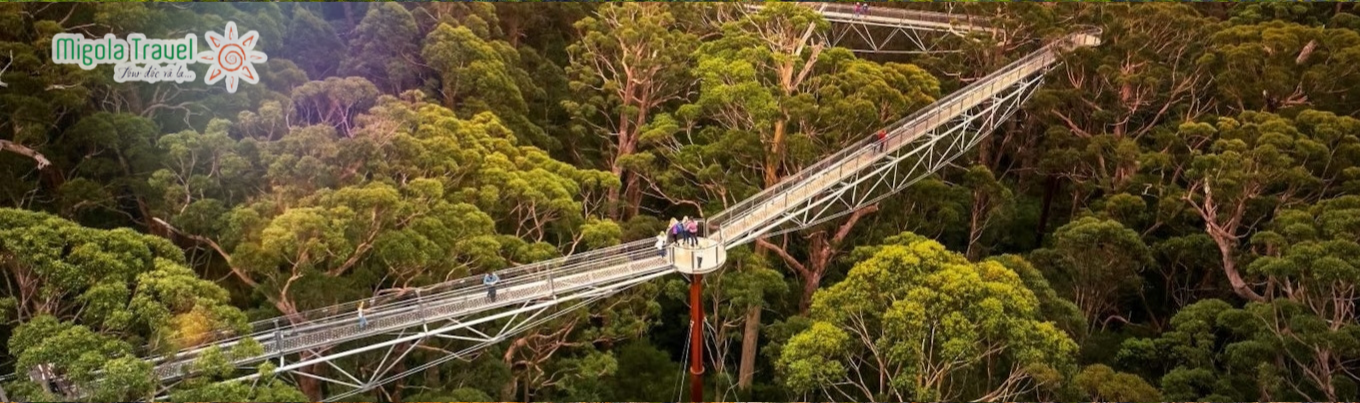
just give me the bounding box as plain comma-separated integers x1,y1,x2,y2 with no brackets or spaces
736,306,760,390
607,95,635,220
966,187,989,260
625,169,643,218
298,364,323,400
1192,184,1266,302
798,267,823,314
1035,175,1058,245
342,3,356,28
744,118,789,389
1213,234,1263,302
764,119,788,187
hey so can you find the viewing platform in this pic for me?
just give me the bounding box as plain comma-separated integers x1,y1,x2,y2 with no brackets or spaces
669,237,726,275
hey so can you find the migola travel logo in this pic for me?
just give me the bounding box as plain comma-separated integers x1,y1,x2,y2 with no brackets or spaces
51,22,267,93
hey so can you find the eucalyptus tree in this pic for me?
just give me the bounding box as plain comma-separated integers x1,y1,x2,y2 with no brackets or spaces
778,233,1078,401
0,208,300,401
1030,3,1219,196
1201,21,1360,114
563,2,701,219
1030,217,1153,330
283,7,343,80
1073,364,1162,402
1165,110,1360,302
149,91,618,398
340,3,424,95
666,3,938,389
423,22,549,151
1242,195,1360,401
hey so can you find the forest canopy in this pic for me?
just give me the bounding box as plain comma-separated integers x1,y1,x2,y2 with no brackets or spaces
2,2,1359,401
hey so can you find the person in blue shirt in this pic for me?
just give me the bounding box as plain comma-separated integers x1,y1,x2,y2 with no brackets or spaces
679,216,692,246
484,272,500,302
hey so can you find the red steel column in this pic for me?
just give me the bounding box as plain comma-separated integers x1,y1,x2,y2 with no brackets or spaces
689,274,704,402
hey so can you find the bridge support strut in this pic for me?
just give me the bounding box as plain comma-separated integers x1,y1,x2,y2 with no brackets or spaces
688,274,705,402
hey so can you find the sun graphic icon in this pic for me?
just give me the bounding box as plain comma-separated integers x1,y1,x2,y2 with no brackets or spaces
197,22,267,94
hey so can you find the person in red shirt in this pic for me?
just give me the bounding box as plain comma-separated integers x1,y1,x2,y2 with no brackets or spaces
875,129,887,152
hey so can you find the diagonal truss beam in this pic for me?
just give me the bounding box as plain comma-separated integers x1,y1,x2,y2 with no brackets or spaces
745,2,995,55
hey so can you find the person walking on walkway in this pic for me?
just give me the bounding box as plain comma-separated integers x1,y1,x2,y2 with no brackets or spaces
875,129,888,152
484,272,500,302
655,231,667,259
357,301,368,329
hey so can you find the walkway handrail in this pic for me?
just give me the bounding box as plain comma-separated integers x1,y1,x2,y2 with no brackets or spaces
143,219,720,369
806,2,995,32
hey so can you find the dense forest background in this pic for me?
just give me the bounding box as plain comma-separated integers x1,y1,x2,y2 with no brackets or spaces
2,1,1360,401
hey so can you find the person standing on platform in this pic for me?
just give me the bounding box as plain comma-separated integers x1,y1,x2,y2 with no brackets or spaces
668,218,680,244
680,216,692,246
686,219,699,246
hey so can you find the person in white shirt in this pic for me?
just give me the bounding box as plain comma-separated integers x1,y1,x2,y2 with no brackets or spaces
656,231,668,258
357,301,368,329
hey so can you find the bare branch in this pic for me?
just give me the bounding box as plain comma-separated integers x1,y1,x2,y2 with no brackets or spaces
0,140,51,170
153,217,260,288
0,50,11,88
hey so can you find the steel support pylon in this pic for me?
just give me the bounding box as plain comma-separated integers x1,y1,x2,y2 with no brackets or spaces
688,275,704,402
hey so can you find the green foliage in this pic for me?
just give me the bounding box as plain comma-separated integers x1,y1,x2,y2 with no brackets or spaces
779,233,1078,401
289,76,382,137
340,3,423,94
407,387,494,403
1031,217,1151,329
989,254,1087,341
1074,364,1162,402
283,7,341,80
1202,21,1360,114
0,209,258,400
1173,110,1360,301
9,2,1360,401
423,21,547,150
562,2,701,217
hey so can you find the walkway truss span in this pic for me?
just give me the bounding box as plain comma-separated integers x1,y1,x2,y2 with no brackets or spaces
743,3,998,54
6,7,1099,402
